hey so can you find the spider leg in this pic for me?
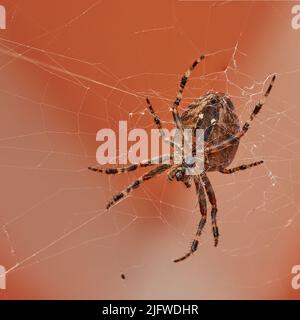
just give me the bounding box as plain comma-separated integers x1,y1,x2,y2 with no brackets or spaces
219,160,263,174
106,164,172,210
146,97,163,132
145,98,174,147
239,74,276,136
167,166,180,181
201,173,219,247
171,55,205,131
88,154,171,174
174,175,207,263
206,75,276,154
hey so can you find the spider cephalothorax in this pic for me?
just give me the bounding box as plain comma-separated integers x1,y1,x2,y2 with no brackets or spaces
88,55,275,262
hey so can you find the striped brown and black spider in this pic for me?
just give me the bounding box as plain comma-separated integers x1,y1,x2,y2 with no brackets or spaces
88,55,276,263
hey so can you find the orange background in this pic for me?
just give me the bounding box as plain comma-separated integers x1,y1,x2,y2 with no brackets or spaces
0,0,300,299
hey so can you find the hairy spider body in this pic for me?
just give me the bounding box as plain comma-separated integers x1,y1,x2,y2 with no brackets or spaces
181,92,240,172
88,54,276,263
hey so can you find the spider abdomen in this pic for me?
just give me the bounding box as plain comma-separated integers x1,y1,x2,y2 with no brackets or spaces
181,92,240,171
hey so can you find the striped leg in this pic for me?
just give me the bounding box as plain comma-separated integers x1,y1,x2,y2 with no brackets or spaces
167,166,180,181
146,98,163,132
219,160,263,174
240,74,276,136
174,176,207,263
106,164,172,210
172,55,205,131
88,155,171,175
206,75,276,154
201,173,219,247
146,97,174,147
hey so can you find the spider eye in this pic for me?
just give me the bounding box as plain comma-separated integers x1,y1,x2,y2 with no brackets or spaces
210,98,218,104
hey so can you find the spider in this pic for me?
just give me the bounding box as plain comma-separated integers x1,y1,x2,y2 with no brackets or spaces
88,54,276,263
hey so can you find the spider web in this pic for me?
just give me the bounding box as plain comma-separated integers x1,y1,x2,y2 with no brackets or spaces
0,0,300,299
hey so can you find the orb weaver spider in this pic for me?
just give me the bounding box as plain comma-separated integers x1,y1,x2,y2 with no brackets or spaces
88,54,276,262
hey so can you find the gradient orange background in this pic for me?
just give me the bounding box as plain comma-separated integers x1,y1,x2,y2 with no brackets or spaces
0,0,300,299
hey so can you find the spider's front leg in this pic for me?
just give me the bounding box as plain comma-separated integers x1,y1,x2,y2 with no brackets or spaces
174,176,207,263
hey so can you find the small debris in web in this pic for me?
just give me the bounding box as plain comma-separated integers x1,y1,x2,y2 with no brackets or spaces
121,273,126,280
